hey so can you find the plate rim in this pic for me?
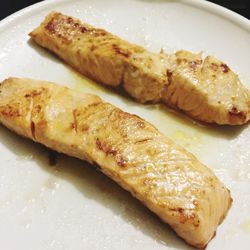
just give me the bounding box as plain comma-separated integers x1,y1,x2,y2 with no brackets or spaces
0,0,250,249
0,0,250,33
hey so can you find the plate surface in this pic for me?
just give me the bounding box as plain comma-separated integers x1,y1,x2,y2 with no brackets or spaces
0,0,250,249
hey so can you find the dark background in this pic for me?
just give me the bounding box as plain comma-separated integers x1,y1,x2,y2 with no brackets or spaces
0,0,249,20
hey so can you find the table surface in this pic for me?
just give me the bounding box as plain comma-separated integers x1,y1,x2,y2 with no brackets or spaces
0,0,249,21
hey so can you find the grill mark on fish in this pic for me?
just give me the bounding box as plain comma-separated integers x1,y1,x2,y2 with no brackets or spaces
112,44,131,58
228,106,247,122
220,63,229,73
96,138,117,156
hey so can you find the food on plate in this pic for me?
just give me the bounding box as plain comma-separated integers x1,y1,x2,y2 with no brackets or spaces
0,77,232,249
29,12,250,125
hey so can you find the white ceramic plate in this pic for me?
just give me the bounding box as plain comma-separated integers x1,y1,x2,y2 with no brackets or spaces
0,0,250,249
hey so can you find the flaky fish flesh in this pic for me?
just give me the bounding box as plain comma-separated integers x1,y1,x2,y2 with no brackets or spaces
0,77,232,248
29,12,250,125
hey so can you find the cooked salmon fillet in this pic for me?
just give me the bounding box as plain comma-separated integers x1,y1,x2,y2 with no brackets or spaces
0,77,232,249
29,12,250,125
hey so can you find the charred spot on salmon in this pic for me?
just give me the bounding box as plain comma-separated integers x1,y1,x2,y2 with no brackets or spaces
210,63,219,71
24,90,42,98
174,209,188,224
73,22,80,28
0,104,21,117
80,124,89,132
48,150,58,166
229,106,247,120
169,207,184,213
80,26,88,33
45,18,57,34
221,63,229,73
31,121,36,139
91,28,107,36
66,17,74,24
166,70,173,84
70,122,76,130
189,60,202,70
65,16,88,32
96,138,117,156
112,44,131,58
117,156,127,167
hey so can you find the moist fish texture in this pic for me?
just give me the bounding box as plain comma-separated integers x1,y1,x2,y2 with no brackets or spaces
0,77,232,249
29,12,250,125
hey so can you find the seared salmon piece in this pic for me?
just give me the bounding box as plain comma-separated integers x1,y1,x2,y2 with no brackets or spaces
29,12,250,125
0,77,232,249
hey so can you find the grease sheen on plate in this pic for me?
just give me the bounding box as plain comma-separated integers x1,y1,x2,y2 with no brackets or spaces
0,0,250,249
